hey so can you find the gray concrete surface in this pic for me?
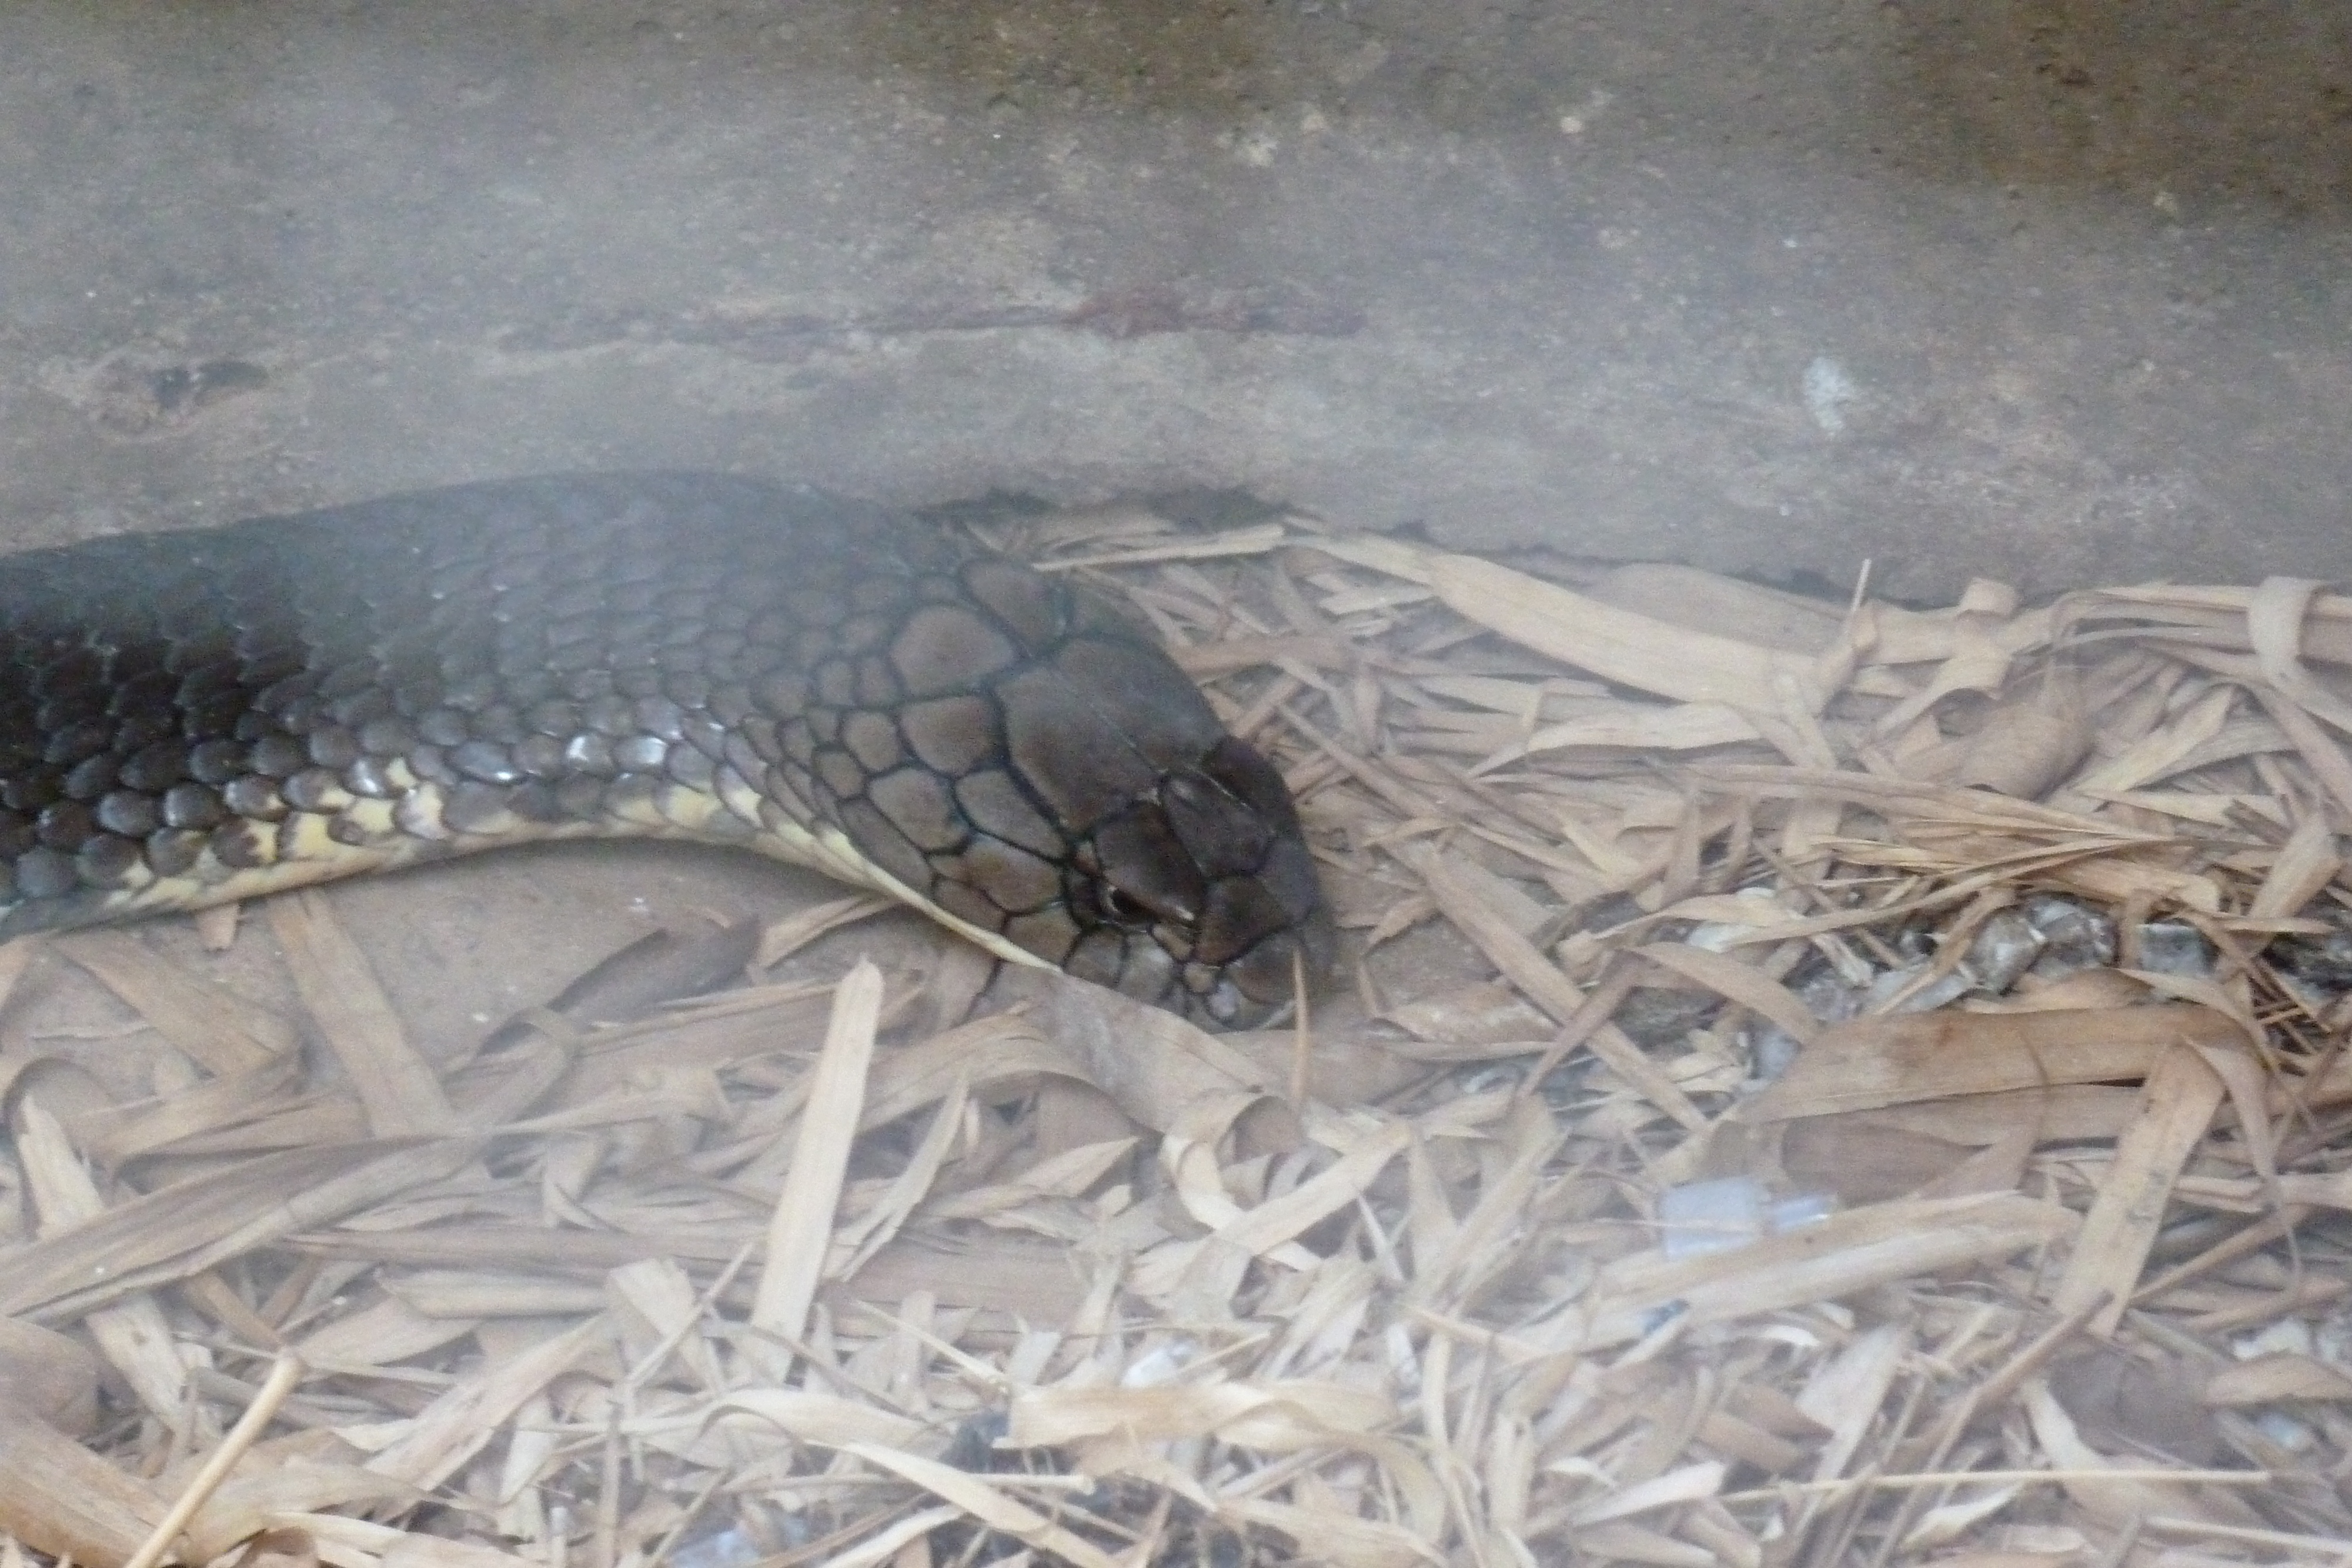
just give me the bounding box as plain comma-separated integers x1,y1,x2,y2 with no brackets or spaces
4,1,2348,599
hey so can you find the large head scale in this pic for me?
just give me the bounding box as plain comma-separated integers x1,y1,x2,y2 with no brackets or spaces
782,546,1336,1028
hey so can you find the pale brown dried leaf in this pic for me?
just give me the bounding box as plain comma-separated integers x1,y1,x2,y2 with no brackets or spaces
65,933,295,1074
268,891,453,1136
750,959,882,1362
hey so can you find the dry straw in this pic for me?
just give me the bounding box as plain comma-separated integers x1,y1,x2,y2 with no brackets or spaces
5,512,2352,1567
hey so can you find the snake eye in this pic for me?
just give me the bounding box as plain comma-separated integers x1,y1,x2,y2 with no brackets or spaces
1088,803,1204,926
1097,883,1148,927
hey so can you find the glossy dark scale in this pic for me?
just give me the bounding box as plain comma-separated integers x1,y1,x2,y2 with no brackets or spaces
0,473,1334,1028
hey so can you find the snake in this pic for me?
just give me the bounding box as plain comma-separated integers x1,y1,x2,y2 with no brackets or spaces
0,472,1334,1028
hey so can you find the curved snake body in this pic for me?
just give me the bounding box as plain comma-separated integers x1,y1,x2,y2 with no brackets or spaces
0,474,1334,1027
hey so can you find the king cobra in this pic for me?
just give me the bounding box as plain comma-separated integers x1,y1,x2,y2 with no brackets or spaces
0,473,1335,1028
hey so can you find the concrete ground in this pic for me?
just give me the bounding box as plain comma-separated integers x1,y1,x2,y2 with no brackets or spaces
0,0,2348,1057
4,0,2349,601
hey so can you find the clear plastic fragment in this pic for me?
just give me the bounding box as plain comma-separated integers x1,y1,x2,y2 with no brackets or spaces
1659,1176,1837,1259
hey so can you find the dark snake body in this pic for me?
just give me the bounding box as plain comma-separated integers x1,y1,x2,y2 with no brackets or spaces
0,473,1333,1027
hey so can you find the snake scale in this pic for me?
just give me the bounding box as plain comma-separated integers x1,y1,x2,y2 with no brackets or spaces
0,473,1334,1028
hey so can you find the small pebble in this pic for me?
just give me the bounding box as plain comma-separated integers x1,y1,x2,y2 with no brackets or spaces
2025,894,2116,978
2135,920,2216,979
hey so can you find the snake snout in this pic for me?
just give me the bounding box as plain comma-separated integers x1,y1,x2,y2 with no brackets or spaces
1200,900,1339,1028
1077,735,1332,1029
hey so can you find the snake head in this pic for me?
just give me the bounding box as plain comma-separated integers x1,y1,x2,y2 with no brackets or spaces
810,556,1336,1029
1073,735,1337,1028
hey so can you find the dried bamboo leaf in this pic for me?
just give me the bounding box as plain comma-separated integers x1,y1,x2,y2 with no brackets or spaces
185,1464,419,1565
0,1139,480,1321
1031,519,1288,571
2247,812,2340,918
0,934,42,1017
830,1069,968,1280
2049,1044,2227,1335
1215,1120,1412,1258
1220,1499,1441,1568
268,891,453,1136
74,1057,308,1167
1475,703,1763,772
1832,1086,2140,1147
1565,1460,1726,1526
1010,1379,1396,1450
1742,1004,2241,1122
365,1315,612,1490
0,1416,170,1568
1870,581,2022,737
2251,686,2352,820
1170,631,1357,677
296,1296,479,1370
1565,1520,1716,1566
1008,970,1291,1134
65,933,296,1074
2019,1379,2220,1528
2249,576,2352,737
0,1317,98,1433
753,893,896,969
1583,1192,2077,1348
606,1257,723,1391
1795,1322,1906,1482
1635,944,1819,1045
13,1095,193,1427
750,960,882,1361
2057,685,2236,804
1589,564,1843,653
525,919,763,1030
712,1389,926,1447
1309,535,1821,712
376,1535,545,1568
2201,1353,2352,1404
835,1440,1124,1568
1403,842,1705,1130
381,1272,607,1318
1951,678,2092,798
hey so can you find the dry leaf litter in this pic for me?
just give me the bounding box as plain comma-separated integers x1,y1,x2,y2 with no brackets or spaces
6,507,2352,1568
